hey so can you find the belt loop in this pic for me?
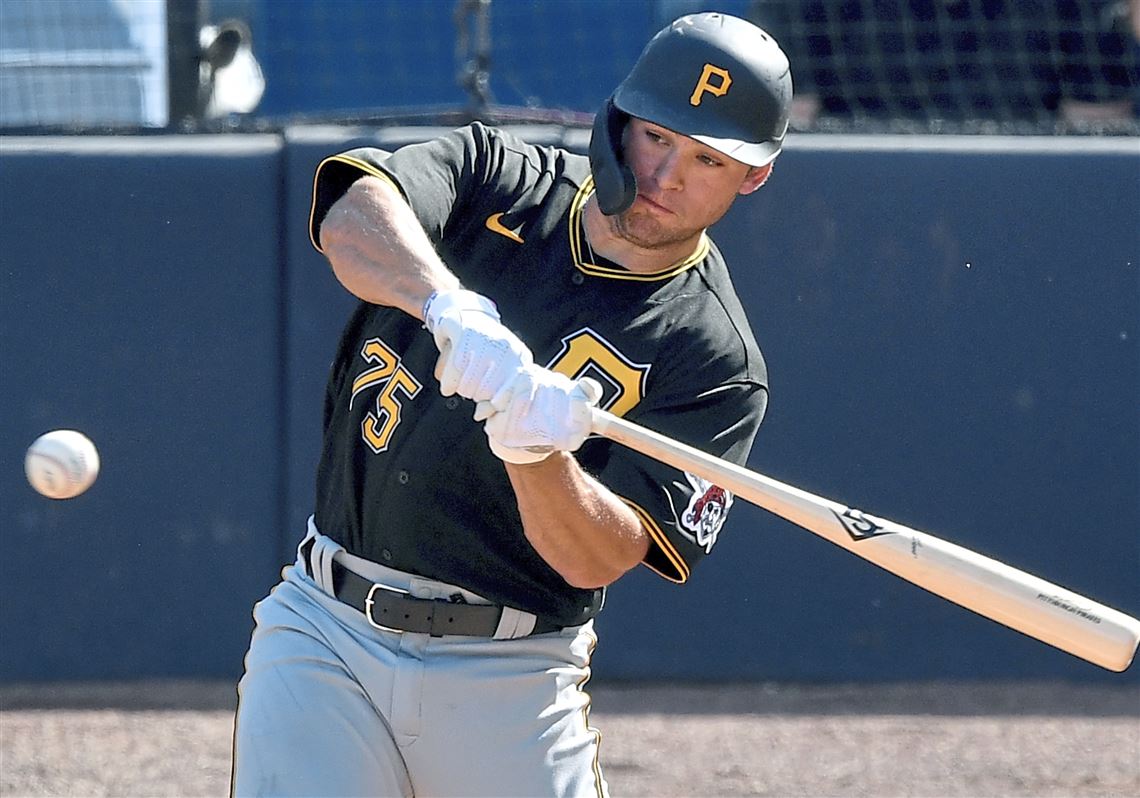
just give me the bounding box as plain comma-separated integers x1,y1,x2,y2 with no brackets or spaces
297,518,318,578
301,517,345,597
493,606,538,640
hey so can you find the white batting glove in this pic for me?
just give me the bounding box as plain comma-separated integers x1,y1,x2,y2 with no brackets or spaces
476,368,603,465
423,289,533,403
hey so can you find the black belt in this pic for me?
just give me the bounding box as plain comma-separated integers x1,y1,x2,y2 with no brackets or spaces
302,539,563,638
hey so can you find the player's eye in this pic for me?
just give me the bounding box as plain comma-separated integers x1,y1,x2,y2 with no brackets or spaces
698,154,722,167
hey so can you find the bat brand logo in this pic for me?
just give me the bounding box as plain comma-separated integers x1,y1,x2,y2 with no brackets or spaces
690,63,732,106
834,507,889,541
1036,593,1103,624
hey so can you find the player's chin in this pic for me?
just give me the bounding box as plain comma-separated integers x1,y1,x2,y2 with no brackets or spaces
615,209,662,237
617,213,698,250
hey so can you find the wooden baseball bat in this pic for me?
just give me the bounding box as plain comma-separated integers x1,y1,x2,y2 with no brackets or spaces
590,408,1140,672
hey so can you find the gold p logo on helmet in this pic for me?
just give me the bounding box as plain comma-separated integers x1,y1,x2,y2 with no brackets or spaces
689,63,732,106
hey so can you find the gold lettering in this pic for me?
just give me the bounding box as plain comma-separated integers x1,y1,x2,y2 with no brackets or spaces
548,329,649,417
350,339,399,409
690,64,732,106
353,337,423,453
362,368,422,453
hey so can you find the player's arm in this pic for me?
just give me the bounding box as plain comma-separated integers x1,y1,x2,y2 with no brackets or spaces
476,368,649,587
505,453,649,589
319,174,457,318
318,170,532,402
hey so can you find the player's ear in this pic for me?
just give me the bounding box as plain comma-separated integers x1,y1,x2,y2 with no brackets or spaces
738,163,773,196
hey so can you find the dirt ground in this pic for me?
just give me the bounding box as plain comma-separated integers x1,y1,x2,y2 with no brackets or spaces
1,680,1138,797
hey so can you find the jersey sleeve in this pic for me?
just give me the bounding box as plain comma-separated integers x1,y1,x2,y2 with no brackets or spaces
308,123,496,253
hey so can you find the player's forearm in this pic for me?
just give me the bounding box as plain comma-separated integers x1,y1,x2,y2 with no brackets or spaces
504,452,649,589
320,176,460,317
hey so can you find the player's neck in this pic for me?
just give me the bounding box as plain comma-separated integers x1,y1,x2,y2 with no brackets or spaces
582,197,704,274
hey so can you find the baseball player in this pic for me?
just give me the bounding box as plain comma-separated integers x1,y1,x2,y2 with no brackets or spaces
232,13,792,798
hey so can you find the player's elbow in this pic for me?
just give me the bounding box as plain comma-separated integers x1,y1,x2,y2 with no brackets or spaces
561,569,621,591
319,176,399,252
559,538,648,590
318,191,364,257
318,202,348,253
561,564,623,590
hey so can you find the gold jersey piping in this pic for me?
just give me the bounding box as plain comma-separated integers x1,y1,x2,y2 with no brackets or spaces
569,175,710,282
620,497,690,584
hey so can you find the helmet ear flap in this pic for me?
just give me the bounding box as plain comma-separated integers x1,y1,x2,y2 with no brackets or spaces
588,97,637,216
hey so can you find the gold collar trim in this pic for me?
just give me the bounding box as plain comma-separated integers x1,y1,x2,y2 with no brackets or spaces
569,176,709,282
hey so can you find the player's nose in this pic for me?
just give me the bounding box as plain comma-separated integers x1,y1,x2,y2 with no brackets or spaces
651,150,684,191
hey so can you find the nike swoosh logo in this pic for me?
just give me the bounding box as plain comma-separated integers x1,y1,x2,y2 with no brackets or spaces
485,212,524,244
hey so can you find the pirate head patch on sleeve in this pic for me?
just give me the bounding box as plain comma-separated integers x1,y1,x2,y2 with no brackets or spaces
679,472,733,553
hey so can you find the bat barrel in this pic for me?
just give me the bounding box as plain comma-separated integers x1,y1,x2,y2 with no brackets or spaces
590,408,1140,673
868,526,1140,673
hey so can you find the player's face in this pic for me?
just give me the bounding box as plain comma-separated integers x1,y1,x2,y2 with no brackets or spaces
612,118,767,251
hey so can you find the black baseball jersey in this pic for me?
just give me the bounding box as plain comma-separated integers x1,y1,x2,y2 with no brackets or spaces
308,122,767,626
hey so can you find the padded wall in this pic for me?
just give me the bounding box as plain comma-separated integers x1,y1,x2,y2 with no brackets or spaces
0,136,285,680
2,131,1135,682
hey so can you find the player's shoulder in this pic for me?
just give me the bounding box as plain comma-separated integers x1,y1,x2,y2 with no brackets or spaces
695,240,742,301
653,242,766,383
465,120,590,187
701,241,760,343
667,239,747,319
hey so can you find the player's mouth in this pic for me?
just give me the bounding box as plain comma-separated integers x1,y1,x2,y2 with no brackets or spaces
635,194,673,214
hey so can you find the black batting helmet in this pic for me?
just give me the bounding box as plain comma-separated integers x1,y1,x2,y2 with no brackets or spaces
589,13,793,215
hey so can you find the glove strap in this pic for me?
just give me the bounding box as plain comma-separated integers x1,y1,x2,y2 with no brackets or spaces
421,289,439,326
423,289,500,333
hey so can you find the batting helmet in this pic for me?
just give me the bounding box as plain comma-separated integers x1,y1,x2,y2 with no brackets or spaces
589,13,793,215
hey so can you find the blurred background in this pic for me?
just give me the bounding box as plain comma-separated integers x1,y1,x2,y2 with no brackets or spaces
1,1,1137,686
3,0,1139,133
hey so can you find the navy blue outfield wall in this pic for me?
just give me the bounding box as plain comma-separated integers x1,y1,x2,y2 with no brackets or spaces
0,136,287,681
0,130,1136,683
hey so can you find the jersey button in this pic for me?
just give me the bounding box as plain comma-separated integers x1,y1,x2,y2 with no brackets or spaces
381,549,393,561
445,397,459,410
571,272,585,286
398,470,410,484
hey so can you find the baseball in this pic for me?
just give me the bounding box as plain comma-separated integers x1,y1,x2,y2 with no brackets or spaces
24,429,101,499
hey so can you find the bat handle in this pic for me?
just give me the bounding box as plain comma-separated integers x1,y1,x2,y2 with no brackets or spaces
590,407,732,478
590,407,614,436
